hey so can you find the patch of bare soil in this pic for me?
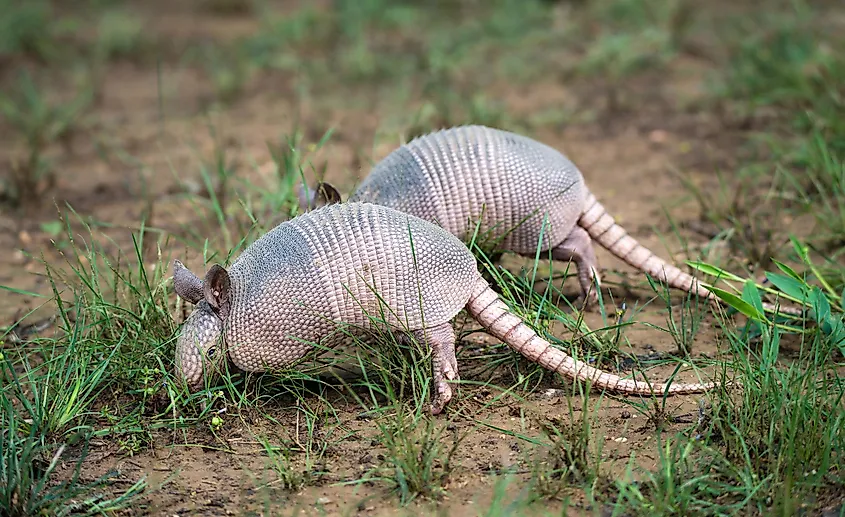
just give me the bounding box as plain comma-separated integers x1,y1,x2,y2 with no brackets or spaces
1,6,740,516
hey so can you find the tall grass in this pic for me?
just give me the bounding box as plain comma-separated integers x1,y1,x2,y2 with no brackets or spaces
611,301,844,515
1,337,147,516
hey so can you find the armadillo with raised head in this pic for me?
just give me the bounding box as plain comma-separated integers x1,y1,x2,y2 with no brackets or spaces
173,202,714,414
300,125,799,315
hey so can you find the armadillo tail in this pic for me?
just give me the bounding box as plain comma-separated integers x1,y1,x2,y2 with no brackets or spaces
579,192,805,317
465,277,715,396
579,192,713,300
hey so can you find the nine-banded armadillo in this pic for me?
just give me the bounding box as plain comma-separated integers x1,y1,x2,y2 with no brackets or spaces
300,125,799,315
173,202,714,414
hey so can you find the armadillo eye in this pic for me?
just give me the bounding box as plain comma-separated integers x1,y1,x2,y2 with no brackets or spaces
207,346,217,359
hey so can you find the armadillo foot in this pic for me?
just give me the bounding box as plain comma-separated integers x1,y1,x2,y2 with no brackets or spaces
551,227,602,309
413,323,460,415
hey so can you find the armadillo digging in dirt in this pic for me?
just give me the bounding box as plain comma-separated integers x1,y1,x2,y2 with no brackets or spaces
173,202,715,415
300,125,800,316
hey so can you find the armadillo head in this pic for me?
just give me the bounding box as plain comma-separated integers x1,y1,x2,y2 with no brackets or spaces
172,260,232,391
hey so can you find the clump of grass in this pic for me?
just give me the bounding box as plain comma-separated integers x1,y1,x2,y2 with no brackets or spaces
0,206,204,458
615,306,844,514
357,403,464,505
527,405,603,502
0,0,72,63
1,360,148,516
608,240,844,514
2,329,117,439
1,222,159,513
256,401,339,491
0,70,92,209
93,9,149,62
191,43,255,106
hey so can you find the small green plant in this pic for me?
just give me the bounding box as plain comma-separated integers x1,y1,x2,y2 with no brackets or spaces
575,0,693,112
355,403,465,505
527,408,602,501
0,70,92,209
0,0,74,63
689,236,842,330
93,9,149,62
257,403,336,491
192,43,255,106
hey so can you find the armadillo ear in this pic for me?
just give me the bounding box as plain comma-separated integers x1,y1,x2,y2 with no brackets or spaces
173,259,204,304
296,183,315,212
297,181,342,211
313,182,341,207
203,264,231,314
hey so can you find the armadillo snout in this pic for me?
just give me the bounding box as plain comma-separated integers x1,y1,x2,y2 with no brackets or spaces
175,304,226,391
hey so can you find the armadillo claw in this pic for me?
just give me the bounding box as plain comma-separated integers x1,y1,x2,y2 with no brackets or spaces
430,364,460,415
431,380,453,415
573,291,599,312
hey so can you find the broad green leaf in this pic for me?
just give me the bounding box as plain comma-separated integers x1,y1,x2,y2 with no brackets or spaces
811,287,831,323
764,272,809,303
685,261,745,283
742,279,765,316
708,286,767,321
771,259,804,282
790,235,810,263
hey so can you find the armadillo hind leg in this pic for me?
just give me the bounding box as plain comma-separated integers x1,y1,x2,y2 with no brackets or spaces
550,226,602,308
412,323,460,415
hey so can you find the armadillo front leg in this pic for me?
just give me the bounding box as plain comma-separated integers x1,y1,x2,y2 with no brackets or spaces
412,323,460,415
551,226,602,308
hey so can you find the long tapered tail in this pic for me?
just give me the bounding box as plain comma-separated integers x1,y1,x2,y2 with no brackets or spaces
578,191,803,316
465,277,715,396
579,192,713,299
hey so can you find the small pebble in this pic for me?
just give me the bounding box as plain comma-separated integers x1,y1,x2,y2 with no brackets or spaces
12,249,27,265
542,388,564,398
620,410,632,419
317,497,332,505
649,129,668,144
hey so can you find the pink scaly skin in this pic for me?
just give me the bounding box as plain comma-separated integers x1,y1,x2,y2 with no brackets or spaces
577,193,804,316
173,199,720,416
459,278,715,403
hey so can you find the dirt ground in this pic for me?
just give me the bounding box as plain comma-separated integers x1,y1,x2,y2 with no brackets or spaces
0,3,775,516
